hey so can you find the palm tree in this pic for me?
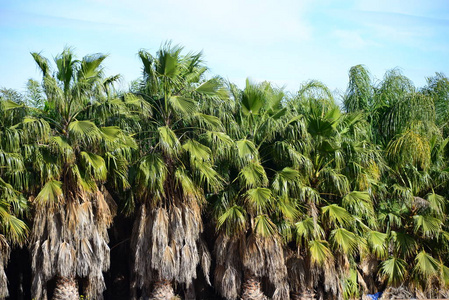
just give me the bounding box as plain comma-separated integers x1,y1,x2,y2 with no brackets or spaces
129,43,226,299
422,72,449,135
348,67,449,297
343,65,373,113
29,48,135,299
0,93,30,299
283,81,385,299
211,80,294,300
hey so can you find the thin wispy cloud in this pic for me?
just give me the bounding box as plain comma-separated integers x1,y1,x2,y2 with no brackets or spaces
332,29,378,49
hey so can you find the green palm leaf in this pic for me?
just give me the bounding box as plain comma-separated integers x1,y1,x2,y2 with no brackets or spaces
330,227,358,255
241,79,265,116
68,120,102,145
183,139,211,162
380,257,407,286
239,161,268,188
0,207,28,245
367,230,388,259
236,139,258,163
157,126,180,157
80,151,107,182
254,214,277,238
34,180,63,210
426,192,446,217
295,217,323,244
169,96,196,115
342,191,374,217
440,264,449,286
272,167,302,196
195,78,225,96
309,239,333,265
194,113,224,131
217,205,247,236
413,214,442,238
322,204,353,227
136,153,167,198
245,188,272,215
391,231,417,258
191,159,223,192
414,251,439,278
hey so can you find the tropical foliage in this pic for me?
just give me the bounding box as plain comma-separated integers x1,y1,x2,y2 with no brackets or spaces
0,47,449,300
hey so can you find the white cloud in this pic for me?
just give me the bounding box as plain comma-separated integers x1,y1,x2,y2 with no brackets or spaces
332,29,377,49
85,0,314,44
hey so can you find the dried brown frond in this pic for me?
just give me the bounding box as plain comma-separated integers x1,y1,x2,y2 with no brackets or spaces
57,242,76,278
214,234,243,300
0,235,10,299
199,239,211,285
412,196,429,211
380,285,414,300
286,252,306,292
131,201,209,295
30,185,114,299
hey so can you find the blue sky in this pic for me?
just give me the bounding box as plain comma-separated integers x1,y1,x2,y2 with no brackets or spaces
1,0,448,96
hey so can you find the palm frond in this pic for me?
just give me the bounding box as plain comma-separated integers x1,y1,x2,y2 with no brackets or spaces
330,227,358,255
379,257,408,286
157,126,181,157
253,214,277,238
245,188,272,215
217,205,247,236
238,161,268,188
322,204,353,228
413,214,442,238
33,180,64,210
309,239,333,265
80,151,107,182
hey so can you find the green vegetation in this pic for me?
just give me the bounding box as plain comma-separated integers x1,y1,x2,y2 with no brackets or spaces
1,44,449,300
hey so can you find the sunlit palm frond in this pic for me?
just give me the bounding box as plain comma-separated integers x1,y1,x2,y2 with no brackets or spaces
217,205,247,236
413,251,439,279
344,64,373,113
295,217,324,245
238,161,268,188
253,214,277,238
68,120,102,146
157,126,181,157
413,214,442,238
136,153,167,199
245,188,273,215
33,180,63,210
391,230,417,259
342,191,374,218
309,239,333,265
322,204,353,228
367,230,388,259
80,151,107,182
330,227,358,255
379,257,408,286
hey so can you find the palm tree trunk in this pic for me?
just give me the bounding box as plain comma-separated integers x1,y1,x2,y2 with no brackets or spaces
52,276,79,300
241,274,267,300
151,280,175,300
291,290,316,300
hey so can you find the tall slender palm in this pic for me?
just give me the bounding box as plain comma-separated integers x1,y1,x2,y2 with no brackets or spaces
129,44,226,299
343,65,373,113
29,48,134,299
0,94,30,299
422,72,449,135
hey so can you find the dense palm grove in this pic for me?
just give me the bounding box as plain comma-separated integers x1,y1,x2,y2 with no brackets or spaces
1,44,449,300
